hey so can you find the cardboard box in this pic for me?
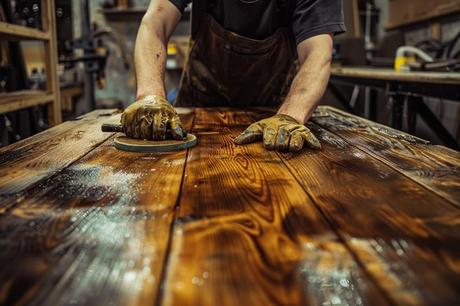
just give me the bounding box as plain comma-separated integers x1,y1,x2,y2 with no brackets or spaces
387,0,460,29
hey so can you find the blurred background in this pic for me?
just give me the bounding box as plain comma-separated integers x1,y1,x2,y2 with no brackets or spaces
1,0,459,149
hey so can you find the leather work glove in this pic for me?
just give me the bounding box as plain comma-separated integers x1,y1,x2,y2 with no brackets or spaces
121,95,185,140
234,114,321,152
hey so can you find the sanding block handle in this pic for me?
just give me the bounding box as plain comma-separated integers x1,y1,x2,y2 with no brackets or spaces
101,123,124,133
101,123,188,137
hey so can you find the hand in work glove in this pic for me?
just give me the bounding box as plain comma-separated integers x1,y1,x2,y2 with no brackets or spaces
121,95,185,140
234,114,321,152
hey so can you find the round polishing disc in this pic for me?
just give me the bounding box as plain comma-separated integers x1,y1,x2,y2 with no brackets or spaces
114,133,197,153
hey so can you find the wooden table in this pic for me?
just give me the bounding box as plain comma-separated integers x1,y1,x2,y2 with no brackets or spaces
1,107,459,306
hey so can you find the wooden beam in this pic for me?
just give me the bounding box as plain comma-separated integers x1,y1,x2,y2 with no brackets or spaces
0,21,50,40
351,0,361,38
0,90,53,113
42,0,62,125
430,22,442,41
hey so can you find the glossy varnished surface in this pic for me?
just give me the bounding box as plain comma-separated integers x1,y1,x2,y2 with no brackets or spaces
0,107,459,306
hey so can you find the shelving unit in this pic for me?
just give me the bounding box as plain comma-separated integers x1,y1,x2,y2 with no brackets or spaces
0,22,50,40
0,0,61,125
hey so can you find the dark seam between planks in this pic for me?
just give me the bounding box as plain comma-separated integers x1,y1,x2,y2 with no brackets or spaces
313,120,460,211
1,132,117,214
155,109,197,306
275,150,397,306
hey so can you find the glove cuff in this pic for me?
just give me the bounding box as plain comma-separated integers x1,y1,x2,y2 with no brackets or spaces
137,95,169,106
274,113,301,124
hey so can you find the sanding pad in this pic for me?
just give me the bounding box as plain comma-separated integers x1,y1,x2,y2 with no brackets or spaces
113,133,197,153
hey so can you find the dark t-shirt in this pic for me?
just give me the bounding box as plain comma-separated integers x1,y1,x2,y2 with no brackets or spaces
169,0,345,45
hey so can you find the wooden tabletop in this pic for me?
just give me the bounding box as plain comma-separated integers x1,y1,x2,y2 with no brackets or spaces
1,107,459,306
331,66,460,85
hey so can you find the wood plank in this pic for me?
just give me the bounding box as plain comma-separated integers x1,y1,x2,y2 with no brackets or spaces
0,21,50,41
278,121,460,306
0,109,117,157
0,109,120,207
60,86,83,112
312,106,460,207
0,91,54,114
42,0,62,125
0,110,195,306
161,109,390,306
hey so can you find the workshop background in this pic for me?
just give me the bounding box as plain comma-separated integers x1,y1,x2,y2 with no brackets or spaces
1,0,460,149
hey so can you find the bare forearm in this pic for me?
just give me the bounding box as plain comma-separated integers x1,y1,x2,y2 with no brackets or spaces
135,19,168,99
134,1,181,99
278,36,333,124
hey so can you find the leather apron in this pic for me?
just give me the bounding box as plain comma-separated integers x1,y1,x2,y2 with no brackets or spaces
175,0,297,107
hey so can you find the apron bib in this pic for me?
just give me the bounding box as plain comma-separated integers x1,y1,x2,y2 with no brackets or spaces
175,1,297,107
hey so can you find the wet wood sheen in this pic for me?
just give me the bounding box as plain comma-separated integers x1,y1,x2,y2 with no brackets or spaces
0,107,459,306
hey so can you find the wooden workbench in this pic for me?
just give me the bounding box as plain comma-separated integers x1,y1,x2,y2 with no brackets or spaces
330,66,460,148
0,107,459,306
331,67,460,85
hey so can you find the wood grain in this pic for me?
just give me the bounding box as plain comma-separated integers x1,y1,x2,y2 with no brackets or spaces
1,107,459,306
279,122,460,306
0,111,194,306
0,110,119,209
0,109,113,159
0,91,54,114
312,106,460,207
192,107,273,131
161,109,389,306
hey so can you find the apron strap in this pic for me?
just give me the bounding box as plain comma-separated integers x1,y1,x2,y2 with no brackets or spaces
279,0,296,27
191,0,208,40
